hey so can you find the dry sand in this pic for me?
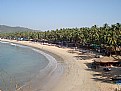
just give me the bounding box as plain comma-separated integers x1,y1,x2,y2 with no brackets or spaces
0,39,118,91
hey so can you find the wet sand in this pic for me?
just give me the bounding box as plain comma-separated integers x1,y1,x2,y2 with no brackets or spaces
0,39,118,91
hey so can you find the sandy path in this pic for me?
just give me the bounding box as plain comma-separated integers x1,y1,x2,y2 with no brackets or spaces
0,39,117,91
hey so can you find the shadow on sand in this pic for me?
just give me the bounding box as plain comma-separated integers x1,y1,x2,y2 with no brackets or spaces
84,62,121,84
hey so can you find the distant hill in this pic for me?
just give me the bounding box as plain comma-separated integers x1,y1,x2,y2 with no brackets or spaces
0,25,37,33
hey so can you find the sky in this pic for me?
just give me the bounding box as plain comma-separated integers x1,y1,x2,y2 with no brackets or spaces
0,0,121,31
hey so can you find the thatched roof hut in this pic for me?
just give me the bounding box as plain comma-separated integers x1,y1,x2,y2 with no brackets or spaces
93,57,121,66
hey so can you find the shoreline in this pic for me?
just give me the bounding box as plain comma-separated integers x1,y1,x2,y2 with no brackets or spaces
0,39,64,91
0,39,118,91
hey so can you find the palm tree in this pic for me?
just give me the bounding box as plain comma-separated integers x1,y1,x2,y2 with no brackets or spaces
1,23,121,56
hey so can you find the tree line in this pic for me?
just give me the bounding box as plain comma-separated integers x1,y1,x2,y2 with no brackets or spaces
0,23,121,55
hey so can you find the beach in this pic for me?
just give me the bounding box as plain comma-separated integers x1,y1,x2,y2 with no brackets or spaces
0,39,118,91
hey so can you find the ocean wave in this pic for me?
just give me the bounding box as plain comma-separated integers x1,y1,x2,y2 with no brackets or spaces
0,41,9,44
16,47,61,91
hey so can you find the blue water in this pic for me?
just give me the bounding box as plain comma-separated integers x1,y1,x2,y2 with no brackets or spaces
0,41,49,90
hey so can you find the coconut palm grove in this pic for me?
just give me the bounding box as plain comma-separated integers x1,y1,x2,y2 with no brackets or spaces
0,23,121,56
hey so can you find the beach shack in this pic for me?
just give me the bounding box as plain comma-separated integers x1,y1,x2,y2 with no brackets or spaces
93,57,120,67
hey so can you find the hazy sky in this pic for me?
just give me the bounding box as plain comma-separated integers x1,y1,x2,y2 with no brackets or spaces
0,0,121,30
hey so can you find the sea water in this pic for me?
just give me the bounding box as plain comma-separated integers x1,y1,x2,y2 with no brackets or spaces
0,41,49,91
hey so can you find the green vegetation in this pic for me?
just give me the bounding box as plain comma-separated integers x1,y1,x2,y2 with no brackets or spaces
0,23,121,56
